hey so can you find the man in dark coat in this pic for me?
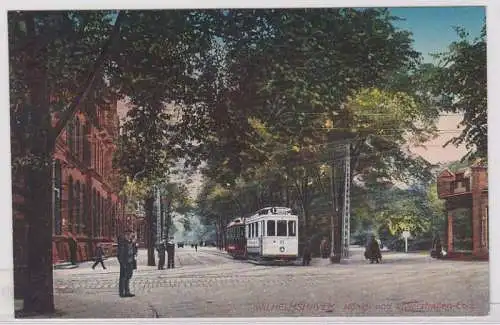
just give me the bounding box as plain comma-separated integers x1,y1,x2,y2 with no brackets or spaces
92,243,106,270
117,230,135,297
68,236,78,265
157,241,166,270
302,240,312,266
166,238,175,269
365,235,382,264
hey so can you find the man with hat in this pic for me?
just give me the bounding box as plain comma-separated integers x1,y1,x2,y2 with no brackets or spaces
117,229,135,297
166,237,176,269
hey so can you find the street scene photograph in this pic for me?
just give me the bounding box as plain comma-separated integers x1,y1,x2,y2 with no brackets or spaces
8,4,488,319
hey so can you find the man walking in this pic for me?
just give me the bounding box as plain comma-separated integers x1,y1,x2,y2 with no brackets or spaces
92,243,106,270
194,243,198,252
166,237,175,269
117,229,135,297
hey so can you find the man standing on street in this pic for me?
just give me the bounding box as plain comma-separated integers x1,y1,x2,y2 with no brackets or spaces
157,240,166,270
117,229,135,297
166,237,175,269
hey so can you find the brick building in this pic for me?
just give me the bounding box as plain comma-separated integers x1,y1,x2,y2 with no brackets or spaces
13,97,135,268
436,161,488,260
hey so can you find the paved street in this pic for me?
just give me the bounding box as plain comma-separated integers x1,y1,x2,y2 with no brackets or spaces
21,246,489,318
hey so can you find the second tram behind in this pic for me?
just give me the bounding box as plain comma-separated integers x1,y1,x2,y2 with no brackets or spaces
226,217,247,259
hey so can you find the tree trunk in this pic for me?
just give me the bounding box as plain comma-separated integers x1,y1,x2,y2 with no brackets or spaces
159,198,164,241
144,195,156,266
21,13,55,314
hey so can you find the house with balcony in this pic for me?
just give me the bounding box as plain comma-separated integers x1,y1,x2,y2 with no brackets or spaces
436,160,488,260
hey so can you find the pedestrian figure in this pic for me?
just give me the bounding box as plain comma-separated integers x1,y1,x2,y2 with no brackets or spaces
432,234,443,259
320,237,329,259
365,235,382,264
166,237,175,269
302,240,312,266
157,240,166,270
68,236,78,265
131,234,138,270
194,243,198,252
92,243,106,270
117,229,135,298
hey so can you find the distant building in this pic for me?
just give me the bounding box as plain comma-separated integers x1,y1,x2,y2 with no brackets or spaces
436,160,488,260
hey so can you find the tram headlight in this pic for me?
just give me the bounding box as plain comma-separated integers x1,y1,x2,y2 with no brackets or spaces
279,246,285,253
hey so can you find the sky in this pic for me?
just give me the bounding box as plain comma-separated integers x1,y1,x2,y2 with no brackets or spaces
388,6,485,164
389,6,485,63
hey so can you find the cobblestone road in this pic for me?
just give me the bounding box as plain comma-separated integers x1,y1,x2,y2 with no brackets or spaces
48,246,489,318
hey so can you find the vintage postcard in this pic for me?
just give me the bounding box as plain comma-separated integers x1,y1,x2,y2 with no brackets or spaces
8,3,489,319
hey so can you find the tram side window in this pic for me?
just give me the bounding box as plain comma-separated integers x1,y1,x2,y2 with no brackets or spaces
277,220,287,236
246,224,250,238
251,223,254,238
288,220,296,236
267,220,276,236
256,222,259,237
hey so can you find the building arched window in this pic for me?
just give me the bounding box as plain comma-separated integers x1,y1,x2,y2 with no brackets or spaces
82,183,88,235
97,192,101,237
83,123,91,167
74,118,80,159
75,181,81,233
53,159,62,235
67,121,74,156
68,176,74,231
92,189,97,237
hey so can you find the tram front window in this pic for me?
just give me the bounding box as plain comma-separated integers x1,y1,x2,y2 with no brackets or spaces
267,220,275,236
277,220,287,236
288,220,296,236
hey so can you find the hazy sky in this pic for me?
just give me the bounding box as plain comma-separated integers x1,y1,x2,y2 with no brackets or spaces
389,6,485,163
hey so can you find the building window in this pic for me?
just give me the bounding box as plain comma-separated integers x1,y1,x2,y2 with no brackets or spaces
481,207,488,248
67,121,74,156
82,184,89,235
74,118,80,159
92,189,97,237
68,176,74,231
277,220,287,236
75,181,81,233
97,192,101,237
53,159,62,235
93,141,97,170
267,220,276,236
83,124,91,167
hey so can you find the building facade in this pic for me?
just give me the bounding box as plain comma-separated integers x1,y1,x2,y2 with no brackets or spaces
13,98,133,266
437,161,488,260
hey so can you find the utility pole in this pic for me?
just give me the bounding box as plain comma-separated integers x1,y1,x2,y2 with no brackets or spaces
341,143,351,259
330,153,336,262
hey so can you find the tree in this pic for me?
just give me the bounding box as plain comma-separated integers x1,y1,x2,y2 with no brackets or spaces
9,11,123,313
10,10,218,309
431,24,487,160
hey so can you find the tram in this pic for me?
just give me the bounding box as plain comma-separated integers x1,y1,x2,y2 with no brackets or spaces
225,217,247,259
245,207,299,261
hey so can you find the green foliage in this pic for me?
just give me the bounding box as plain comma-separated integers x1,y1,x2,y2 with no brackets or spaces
429,23,487,159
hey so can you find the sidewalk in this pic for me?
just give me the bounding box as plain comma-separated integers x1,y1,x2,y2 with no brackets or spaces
15,293,158,318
